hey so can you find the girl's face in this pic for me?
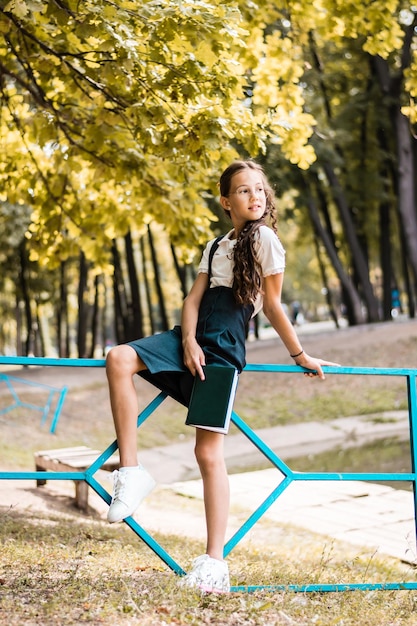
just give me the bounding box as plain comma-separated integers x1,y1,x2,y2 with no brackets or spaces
220,169,266,235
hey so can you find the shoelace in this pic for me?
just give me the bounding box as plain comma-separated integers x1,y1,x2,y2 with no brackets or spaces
111,470,127,503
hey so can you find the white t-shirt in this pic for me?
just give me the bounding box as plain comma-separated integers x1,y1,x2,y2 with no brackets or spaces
198,225,286,316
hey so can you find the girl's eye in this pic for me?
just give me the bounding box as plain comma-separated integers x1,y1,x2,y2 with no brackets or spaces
232,187,264,196
240,188,264,195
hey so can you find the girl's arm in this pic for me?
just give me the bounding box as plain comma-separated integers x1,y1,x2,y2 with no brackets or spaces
262,273,339,379
181,272,209,380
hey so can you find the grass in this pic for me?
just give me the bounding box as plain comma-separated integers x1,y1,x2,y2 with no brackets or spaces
1,508,417,626
235,382,407,427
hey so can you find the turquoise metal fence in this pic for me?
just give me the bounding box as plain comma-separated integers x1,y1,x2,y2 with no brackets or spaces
0,356,416,592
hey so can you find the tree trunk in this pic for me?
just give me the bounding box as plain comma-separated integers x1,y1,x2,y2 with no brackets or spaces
18,241,33,356
140,235,155,335
77,252,89,358
35,305,45,356
375,121,398,322
309,30,377,324
302,175,365,324
147,224,169,332
111,240,129,344
394,111,417,298
398,215,416,319
15,295,23,356
171,244,188,299
371,16,417,314
313,234,339,327
379,199,392,321
124,230,144,340
89,274,100,358
322,162,380,322
57,261,70,357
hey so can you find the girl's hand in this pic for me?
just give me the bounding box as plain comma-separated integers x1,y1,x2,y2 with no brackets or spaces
294,352,340,380
183,337,206,380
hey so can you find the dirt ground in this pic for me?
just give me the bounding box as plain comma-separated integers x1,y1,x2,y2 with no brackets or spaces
1,316,416,532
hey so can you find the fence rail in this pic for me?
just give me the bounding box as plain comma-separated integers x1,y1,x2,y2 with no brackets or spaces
1,355,416,592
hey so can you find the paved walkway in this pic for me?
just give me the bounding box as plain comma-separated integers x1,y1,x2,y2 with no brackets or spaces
139,409,410,483
171,472,416,565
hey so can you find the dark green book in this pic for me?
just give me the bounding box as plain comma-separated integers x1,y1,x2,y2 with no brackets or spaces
185,365,239,434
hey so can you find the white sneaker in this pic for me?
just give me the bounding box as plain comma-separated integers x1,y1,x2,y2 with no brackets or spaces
178,554,230,594
107,465,156,523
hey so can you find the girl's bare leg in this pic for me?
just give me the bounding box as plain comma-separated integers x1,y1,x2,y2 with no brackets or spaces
194,428,229,561
106,344,146,466
105,345,156,524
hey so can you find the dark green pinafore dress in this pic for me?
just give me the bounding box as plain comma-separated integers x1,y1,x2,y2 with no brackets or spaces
128,236,254,407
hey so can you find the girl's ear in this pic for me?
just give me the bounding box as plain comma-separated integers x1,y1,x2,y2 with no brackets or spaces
220,195,231,212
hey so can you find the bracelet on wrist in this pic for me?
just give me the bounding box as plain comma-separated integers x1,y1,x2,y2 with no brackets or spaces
290,349,304,359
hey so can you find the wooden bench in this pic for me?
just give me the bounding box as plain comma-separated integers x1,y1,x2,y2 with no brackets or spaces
35,446,120,511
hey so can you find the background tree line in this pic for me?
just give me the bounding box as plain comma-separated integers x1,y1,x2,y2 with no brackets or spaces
0,0,416,357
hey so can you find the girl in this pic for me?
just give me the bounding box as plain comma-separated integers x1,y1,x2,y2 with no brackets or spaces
105,160,338,593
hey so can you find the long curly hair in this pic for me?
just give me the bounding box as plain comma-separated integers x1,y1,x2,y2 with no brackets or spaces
219,160,277,306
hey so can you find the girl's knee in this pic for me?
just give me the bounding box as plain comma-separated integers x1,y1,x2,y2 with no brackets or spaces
106,345,139,377
194,442,207,467
194,439,223,472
